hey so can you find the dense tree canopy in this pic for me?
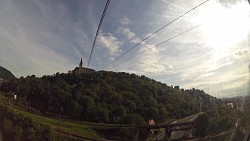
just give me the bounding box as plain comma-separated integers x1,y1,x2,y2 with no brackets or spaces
0,71,239,133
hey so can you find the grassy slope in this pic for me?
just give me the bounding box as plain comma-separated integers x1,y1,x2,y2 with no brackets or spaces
0,91,99,139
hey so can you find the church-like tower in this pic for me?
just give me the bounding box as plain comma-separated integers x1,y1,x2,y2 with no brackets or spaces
72,58,95,75
79,58,83,68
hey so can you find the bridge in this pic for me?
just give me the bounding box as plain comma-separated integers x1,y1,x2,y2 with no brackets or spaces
93,112,204,141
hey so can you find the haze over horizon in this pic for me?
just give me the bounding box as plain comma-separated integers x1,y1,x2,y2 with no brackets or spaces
0,0,249,97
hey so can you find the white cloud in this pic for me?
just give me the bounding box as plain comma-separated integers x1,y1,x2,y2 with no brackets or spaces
119,28,135,39
1,0,249,98
144,32,157,39
234,48,249,58
248,63,250,72
119,17,132,25
137,44,166,73
131,37,141,44
98,33,123,57
0,0,90,76
117,27,141,44
160,0,168,4
179,55,249,97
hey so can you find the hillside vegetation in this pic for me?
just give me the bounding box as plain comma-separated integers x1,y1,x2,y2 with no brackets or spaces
0,71,240,134
0,104,68,141
0,66,15,80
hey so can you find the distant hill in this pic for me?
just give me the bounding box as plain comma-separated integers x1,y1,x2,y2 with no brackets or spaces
0,66,15,80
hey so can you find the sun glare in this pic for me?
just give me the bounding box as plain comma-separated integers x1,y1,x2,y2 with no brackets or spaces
200,1,250,50
201,1,250,47
197,0,250,61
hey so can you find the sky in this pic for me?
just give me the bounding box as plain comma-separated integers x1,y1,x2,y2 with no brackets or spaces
0,0,249,97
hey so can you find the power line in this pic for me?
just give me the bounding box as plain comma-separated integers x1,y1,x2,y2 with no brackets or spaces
88,0,111,67
109,24,201,69
103,0,210,69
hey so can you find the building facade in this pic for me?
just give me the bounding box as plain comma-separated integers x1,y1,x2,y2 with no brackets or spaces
0,78,4,85
72,58,95,75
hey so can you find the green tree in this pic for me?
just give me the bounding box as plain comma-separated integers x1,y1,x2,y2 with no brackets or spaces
195,113,209,137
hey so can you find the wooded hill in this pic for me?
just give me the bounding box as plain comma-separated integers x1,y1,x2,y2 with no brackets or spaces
0,71,239,134
0,66,15,80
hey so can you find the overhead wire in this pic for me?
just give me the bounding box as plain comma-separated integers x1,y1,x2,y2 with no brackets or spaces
103,0,210,69
109,24,202,69
88,0,111,67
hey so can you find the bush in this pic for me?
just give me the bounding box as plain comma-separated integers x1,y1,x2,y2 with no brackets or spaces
195,113,209,137
0,105,63,141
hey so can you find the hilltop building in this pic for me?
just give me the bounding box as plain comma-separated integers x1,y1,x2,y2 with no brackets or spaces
72,58,95,75
0,78,4,85
227,103,234,108
6,91,17,102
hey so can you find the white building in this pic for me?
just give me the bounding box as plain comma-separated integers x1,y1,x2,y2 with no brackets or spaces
0,78,4,85
227,103,234,108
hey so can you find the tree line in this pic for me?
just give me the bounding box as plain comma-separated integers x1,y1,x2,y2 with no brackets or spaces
0,71,240,135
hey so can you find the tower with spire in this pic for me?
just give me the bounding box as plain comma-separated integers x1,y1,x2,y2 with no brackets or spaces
79,58,83,68
72,58,95,75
